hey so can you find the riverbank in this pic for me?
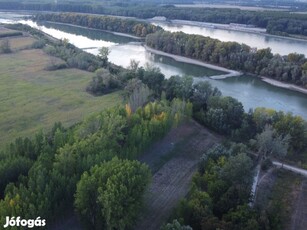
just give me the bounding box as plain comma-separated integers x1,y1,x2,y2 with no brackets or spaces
37,21,143,40
144,45,242,78
145,45,307,95
261,76,307,95
153,19,307,44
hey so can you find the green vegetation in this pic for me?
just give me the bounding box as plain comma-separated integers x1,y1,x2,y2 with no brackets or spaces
0,100,191,228
0,31,22,38
75,158,151,230
0,19,307,230
0,48,121,148
255,169,303,230
1,2,307,36
0,39,11,53
33,13,161,38
146,30,307,88
32,13,307,88
170,143,257,230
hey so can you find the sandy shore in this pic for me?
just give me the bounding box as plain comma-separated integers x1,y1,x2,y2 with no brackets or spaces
158,19,307,43
144,45,242,78
145,46,307,95
261,77,307,95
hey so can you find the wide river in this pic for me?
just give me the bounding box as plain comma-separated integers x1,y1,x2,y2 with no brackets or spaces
1,12,307,119
152,20,307,56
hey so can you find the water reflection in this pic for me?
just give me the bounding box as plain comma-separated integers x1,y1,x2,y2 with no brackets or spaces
153,22,307,56
1,13,307,118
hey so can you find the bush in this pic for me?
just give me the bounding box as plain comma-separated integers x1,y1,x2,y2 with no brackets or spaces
0,39,12,54
261,158,273,171
31,39,46,49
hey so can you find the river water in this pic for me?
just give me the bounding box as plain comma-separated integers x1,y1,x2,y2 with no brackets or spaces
152,21,307,56
1,13,307,119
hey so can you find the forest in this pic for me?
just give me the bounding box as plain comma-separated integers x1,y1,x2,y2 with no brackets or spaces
33,13,161,38
32,13,307,88
1,2,307,36
1,11,307,230
1,28,307,227
146,30,307,88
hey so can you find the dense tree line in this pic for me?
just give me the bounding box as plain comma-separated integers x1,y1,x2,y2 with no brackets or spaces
111,63,307,157
0,31,23,38
102,5,307,37
146,31,307,88
0,100,191,228
168,141,298,230
120,65,306,157
0,65,306,228
4,23,107,72
33,13,161,38
2,1,307,36
171,143,259,230
1,20,306,229
75,158,151,230
160,75,307,157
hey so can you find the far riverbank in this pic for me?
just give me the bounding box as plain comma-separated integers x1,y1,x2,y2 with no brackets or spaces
144,45,242,78
144,45,307,95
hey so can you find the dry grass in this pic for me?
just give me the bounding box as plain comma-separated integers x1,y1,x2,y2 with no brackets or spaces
6,36,37,50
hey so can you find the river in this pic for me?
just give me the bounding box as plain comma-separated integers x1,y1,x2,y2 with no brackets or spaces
1,12,307,119
152,20,307,56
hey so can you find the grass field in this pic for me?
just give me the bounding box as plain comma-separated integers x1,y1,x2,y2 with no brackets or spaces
0,47,121,148
5,36,37,50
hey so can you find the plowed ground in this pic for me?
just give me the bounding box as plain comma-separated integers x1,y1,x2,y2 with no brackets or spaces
136,120,222,230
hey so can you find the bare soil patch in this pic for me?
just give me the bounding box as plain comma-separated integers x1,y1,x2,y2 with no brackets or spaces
136,120,222,230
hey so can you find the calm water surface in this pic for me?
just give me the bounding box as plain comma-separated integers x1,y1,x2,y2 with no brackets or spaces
153,21,307,56
1,14,307,119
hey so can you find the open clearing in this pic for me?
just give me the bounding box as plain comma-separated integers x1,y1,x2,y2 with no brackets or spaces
136,120,222,230
291,180,307,230
255,168,307,230
3,35,37,50
0,44,121,148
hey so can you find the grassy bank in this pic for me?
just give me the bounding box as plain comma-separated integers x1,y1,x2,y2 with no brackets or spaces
0,43,121,148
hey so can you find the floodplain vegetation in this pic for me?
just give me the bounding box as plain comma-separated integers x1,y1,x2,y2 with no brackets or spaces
35,13,307,88
0,19,306,230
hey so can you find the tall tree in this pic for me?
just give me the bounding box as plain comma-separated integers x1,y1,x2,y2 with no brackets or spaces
74,158,151,230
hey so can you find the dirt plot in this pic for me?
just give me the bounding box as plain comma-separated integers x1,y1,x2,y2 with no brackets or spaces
136,120,222,230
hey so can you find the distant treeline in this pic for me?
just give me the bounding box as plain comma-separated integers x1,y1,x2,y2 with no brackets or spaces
146,31,307,88
1,2,307,36
31,13,307,87
5,23,119,72
0,31,22,38
33,13,161,37
102,5,307,37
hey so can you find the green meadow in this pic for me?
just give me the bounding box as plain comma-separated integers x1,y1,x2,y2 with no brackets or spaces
0,47,121,147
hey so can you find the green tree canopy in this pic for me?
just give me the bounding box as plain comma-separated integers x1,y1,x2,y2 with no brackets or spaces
74,157,151,230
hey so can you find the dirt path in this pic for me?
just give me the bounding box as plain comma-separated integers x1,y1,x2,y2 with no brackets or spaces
135,120,222,230
273,161,307,177
255,167,307,230
290,180,307,230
